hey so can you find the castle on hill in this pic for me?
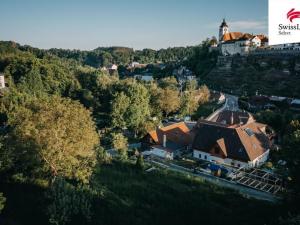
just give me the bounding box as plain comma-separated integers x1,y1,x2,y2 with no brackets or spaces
212,19,269,56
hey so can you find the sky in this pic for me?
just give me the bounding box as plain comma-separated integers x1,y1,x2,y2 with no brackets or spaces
0,0,268,50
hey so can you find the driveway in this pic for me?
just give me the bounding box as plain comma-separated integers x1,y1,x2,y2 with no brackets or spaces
206,94,239,121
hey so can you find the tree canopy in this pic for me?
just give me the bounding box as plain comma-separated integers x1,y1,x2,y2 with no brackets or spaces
3,95,99,183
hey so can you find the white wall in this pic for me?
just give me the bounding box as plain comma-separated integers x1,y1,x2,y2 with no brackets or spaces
221,39,264,56
151,147,173,160
251,37,261,47
248,149,270,167
193,149,269,168
221,40,250,56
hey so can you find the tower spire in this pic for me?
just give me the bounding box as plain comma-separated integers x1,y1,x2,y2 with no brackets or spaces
219,18,229,42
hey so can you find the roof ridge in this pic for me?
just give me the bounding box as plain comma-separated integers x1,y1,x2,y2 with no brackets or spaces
160,122,187,131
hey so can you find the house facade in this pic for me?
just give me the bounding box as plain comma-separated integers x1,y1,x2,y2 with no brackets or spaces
192,120,271,169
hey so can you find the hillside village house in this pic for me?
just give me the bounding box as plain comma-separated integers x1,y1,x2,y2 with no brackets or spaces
134,74,154,82
192,120,271,168
142,122,193,160
143,111,272,168
216,19,268,56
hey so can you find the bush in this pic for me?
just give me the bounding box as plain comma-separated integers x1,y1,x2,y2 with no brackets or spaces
47,178,94,225
135,154,144,170
0,192,6,214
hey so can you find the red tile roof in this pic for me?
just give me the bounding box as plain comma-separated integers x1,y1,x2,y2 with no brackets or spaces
193,120,270,162
148,122,192,146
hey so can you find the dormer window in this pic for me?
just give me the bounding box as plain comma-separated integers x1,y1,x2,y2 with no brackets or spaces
245,128,254,136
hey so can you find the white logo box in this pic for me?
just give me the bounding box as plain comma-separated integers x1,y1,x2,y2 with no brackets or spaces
269,0,300,45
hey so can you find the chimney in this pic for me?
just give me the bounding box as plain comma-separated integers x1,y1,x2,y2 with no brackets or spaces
231,112,234,125
163,134,167,148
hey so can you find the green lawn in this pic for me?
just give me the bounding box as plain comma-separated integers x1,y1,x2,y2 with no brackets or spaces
0,161,286,225
90,161,283,225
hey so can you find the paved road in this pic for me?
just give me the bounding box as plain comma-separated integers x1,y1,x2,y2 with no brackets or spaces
148,159,279,203
206,94,239,121
224,94,239,111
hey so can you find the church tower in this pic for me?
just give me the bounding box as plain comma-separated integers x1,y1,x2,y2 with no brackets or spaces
219,19,229,42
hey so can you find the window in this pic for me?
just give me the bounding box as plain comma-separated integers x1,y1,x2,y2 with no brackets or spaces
204,155,207,160
245,128,254,136
199,154,202,159
238,164,241,168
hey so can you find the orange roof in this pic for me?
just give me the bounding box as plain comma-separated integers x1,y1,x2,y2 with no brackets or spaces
216,138,227,157
148,122,192,146
236,122,269,161
222,32,243,42
160,122,190,133
256,34,268,41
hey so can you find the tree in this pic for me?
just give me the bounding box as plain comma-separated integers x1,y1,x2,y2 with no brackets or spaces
47,178,93,225
197,85,210,104
282,120,300,202
185,79,198,91
6,95,99,183
157,88,180,117
0,193,6,214
158,77,178,90
111,92,130,129
111,80,150,135
0,136,14,174
180,91,199,117
135,154,144,170
148,83,163,119
17,69,45,96
111,132,128,159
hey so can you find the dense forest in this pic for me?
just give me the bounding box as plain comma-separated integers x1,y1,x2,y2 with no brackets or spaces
0,40,300,225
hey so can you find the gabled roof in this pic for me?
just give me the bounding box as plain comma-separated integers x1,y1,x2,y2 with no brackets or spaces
222,32,243,42
216,138,227,157
192,120,270,162
212,110,254,126
148,122,192,146
222,33,267,43
256,35,269,42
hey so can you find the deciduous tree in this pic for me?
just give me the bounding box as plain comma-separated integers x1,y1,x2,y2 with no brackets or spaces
6,95,99,183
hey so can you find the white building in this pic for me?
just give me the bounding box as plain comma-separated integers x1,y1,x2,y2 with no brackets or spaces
0,74,5,89
270,43,300,50
107,64,118,70
192,120,271,169
218,19,268,56
134,74,154,82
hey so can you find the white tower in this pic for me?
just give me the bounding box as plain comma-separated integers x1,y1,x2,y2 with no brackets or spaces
0,74,5,89
219,19,229,42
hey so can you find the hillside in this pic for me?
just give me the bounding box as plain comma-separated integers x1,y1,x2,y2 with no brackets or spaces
201,54,300,98
0,40,299,225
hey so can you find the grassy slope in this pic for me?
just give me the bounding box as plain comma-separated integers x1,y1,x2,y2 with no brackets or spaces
0,161,284,225
91,162,282,225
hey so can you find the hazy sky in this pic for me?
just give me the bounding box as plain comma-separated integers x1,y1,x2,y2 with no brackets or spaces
0,0,268,50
